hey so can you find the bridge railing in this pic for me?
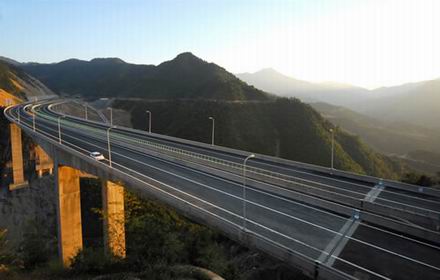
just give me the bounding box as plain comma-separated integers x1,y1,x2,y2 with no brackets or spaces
37,111,440,225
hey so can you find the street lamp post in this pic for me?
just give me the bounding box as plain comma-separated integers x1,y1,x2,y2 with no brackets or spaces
108,107,113,126
85,103,88,120
242,154,255,231
209,117,215,146
58,115,65,144
330,128,335,170
32,108,36,132
146,110,151,133
107,126,113,167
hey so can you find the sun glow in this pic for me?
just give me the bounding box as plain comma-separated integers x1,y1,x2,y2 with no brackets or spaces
215,0,440,89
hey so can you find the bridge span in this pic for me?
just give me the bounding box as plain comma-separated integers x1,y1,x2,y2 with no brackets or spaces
3,98,440,280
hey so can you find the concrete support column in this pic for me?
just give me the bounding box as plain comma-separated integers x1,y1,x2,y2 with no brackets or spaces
102,180,126,258
35,145,53,178
9,123,27,190
55,164,83,267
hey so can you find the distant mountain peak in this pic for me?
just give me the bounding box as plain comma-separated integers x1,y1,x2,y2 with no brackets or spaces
175,51,197,58
90,57,126,64
58,58,85,65
237,67,371,106
156,52,212,73
171,52,204,64
242,68,304,82
257,68,280,74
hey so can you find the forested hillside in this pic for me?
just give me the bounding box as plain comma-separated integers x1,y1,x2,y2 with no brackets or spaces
0,61,54,102
22,53,270,101
311,102,440,175
114,98,406,179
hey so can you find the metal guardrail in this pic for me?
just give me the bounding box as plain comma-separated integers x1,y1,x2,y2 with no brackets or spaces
38,108,440,220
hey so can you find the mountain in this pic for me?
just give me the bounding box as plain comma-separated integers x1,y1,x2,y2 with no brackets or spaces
16,54,406,178
0,61,54,104
0,61,54,180
236,68,370,106
21,52,270,101
114,98,406,179
237,68,440,130
311,102,440,174
351,78,440,129
0,56,21,66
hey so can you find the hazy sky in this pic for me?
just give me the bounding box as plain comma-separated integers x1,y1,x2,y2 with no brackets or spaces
0,0,439,88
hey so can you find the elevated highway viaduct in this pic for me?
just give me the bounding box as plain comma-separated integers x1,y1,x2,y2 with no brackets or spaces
3,99,440,279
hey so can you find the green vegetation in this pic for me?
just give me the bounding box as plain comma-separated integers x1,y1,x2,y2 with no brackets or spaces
19,221,54,269
0,229,14,268
69,188,236,277
121,191,240,278
311,102,440,175
401,172,440,188
115,97,405,179
22,53,270,101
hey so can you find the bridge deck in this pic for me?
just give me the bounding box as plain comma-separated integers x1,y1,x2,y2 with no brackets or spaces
4,100,440,280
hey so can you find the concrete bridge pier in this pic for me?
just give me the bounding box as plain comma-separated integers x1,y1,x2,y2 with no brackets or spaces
9,123,28,190
55,164,83,267
54,158,126,267
102,180,126,258
35,145,53,177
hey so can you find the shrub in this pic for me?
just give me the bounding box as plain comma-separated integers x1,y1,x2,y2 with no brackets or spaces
70,248,124,275
0,229,15,266
19,221,52,269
